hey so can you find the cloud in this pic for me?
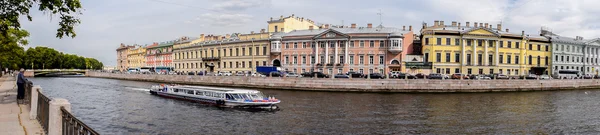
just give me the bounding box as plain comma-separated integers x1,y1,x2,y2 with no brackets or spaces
192,13,254,27
212,0,271,12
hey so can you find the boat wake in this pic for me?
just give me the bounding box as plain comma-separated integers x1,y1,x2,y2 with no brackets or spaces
126,87,150,92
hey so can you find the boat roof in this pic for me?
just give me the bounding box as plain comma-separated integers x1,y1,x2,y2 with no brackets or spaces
172,85,260,93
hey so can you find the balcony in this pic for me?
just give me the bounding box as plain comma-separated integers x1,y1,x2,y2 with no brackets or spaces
271,48,281,54
388,46,403,54
202,57,221,61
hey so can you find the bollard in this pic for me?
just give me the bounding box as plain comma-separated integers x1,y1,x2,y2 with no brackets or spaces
314,73,317,78
270,72,273,77
29,85,41,120
367,74,371,79
349,74,352,79
48,98,71,135
404,74,408,80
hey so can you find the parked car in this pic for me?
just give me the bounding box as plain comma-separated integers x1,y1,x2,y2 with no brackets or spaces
540,74,551,80
196,72,204,76
415,73,427,79
496,74,509,79
301,72,312,77
334,74,350,78
268,71,283,77
308,72,329,78
584,74,594,79
286,72,300,77
475,74,491,80
525,74,538,79
397,73,416,79
390,71,402,78
451,73,469,79
187,72,195,75
427,73,444,79
364,73,385,79
346,72,364,78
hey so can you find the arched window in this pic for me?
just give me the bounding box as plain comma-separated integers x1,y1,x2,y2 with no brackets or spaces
391,60,400,65
274,26,278,32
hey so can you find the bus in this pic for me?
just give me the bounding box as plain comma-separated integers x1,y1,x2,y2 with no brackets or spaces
154,66,174,74
140,67,153,74
127,68,140,73
552,69,581,79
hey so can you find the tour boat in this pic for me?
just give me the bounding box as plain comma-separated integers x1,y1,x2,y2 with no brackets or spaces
149,84,280,108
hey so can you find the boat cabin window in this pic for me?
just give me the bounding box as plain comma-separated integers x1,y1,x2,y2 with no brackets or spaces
241,94,250,100
195,91,203,96
250,94,260,99
174,89,179,92
231,94,242,100
187,90,194,94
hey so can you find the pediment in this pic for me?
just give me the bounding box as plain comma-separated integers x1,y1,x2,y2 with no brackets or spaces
314,29,349,39
462,28,500,37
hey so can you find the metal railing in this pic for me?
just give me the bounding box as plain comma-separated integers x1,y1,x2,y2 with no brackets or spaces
61,107,99,135
37,89,51,134
24,81,33,104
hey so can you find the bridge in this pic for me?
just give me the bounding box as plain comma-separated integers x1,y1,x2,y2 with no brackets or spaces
23,69,88,77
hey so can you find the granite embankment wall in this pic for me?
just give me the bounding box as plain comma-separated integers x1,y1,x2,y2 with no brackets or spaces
87,72,600,93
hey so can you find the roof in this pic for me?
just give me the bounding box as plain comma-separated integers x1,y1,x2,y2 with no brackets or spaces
276,26,410,37
547,35,586,44
423,25,550,42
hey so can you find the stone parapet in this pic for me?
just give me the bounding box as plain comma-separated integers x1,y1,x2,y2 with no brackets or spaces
88,72,600,93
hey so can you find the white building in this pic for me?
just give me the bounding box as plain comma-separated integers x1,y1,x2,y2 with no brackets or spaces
544,29,600,75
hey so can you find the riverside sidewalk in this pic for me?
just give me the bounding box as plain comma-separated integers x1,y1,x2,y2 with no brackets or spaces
0,75,44,135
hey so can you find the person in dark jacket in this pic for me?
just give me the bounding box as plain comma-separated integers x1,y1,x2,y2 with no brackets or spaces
17,68,27,103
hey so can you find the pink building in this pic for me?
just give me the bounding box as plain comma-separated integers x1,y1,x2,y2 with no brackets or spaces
269,23,415,75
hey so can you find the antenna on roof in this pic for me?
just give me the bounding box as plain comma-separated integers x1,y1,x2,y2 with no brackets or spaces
377,9,383,26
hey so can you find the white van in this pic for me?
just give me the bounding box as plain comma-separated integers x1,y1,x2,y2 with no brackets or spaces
552,69,581,79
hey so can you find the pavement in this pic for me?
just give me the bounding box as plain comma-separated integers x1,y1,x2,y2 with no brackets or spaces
0,74,45,135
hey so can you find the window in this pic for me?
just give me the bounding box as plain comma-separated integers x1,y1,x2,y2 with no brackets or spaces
359,69,364,74
507,55,511,64
285,56,289,64
359,56,364,64
561,56,564,62
379,56,384,64
370,41,374,48
499,55,504,64
350,41,355,48
437,38,441,45
236,48,239,56
229,62,232,68
488,54,493,65
360,41,365,47
479,69,483,74
311,56,315,64
489,69,494,74
446,38,450,45
466,54,471,65
392,40,400,48
242,48,246,56
446,53,451,62
477,40,482,46
515,42,520,48
529,55,532,65
446,68,451,74
369,56,374,64
455,68,460,73
349,56,354,64
436,68,441,73
293,56,297,64
263,61,266,66
500,41,504,48
329,55,334,64
537,56,541,65
529,44,533,50
302,56,307,64
467,40,472,46
467,68,472,74
537,44,541,51
425,38,430,45
320,42,325,48
424,53,429,62
379,41,385,48
285,43,289,48
499,69,503,74
248,48,252,56
508,41,512,48
488,40,494,47
249,61,253,68
256,47,259,55
274,26,278,32
340,56,345,64
545,56,548,65
515,56,519,64
436,53,441,62
477,54,482,65
302,42,307,48
455,39,460,46
455,53,460,63
294,42,298,48
321,56,325,64
330,41,335,48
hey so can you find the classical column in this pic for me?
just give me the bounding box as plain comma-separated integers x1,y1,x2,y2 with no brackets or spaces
315,41,319,64
473,39,477,65
334,41,339,64
325,41,329,64
462,39,466,65
345,40,349,64
484,40,489,66
495,40,499,66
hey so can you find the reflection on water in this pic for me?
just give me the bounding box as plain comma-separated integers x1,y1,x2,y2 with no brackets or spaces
30,77,600,134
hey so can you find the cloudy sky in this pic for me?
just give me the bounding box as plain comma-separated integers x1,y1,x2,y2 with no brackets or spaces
20,0,600,66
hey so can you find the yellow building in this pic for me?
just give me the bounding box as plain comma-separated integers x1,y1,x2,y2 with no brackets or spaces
126,45,147,69
267,14,320,33
421,20,552,76
173,31,271,74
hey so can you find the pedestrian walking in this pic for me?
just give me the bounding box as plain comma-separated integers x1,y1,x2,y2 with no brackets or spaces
16,68,27,104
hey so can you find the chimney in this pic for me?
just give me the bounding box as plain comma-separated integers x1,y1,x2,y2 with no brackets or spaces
458,22,461,29
497,24,502,31
522,31,525,36
351,23,357,28
309,26,314,30
422,23,427,29
324,24,330,29
466,22,470,27
489,25,492,28
440,21,445,26
506,29,509,32
280,15,283,19
200,34,205,41
367,23,373,28
451,21,457,26
403,26,406,31
479,23,483,28
484,23,488,28
434,20,439,27
261,29,265,33
409,25,413,31
250,31,254,34
270,17,273,21
474,22,478,27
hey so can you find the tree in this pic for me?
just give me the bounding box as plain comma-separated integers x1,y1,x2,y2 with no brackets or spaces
0,0,83,39
0,28,29,69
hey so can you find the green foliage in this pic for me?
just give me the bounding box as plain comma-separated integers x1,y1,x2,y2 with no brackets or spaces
0,0,82,39
22,47,103,70
0,28,29,70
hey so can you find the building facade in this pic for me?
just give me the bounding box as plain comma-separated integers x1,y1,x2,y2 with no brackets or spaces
543,29,600,75
421,20,552,76
173,31,271,74
146,42,174,67
269,23,414,75
116,44,134,71
126,45,147,69
268,14,320,33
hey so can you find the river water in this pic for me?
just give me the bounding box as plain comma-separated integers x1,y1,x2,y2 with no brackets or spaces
30,77,600,134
